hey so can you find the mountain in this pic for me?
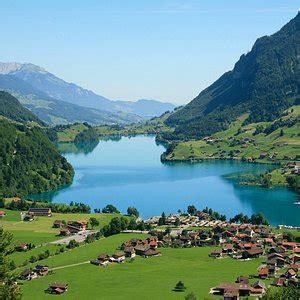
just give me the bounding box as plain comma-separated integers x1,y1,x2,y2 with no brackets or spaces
0,74,142,125
165,13,300,140
0,93,74,197
0,91,44,125
114,99,176,119
0,62,175,120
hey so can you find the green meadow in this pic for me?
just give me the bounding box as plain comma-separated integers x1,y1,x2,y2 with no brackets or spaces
20,233,266,300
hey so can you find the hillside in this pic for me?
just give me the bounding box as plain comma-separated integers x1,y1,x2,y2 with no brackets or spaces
0,93,74,197
0,74,142,125
165,13,300,140
0,62,175,120
0,91,43,125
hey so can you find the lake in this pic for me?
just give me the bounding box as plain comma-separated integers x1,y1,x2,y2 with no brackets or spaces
30,135,299,226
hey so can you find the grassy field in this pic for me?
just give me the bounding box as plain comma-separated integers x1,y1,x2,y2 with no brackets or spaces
0,210,119,245
20,233,266,300
56,123,89,142
0,210,121,267
165,107,299,163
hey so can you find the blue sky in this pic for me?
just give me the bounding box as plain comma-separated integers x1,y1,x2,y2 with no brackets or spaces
0,1,298,104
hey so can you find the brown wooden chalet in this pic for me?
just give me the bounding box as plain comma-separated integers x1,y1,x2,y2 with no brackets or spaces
48,283,68,294
28,207,52,217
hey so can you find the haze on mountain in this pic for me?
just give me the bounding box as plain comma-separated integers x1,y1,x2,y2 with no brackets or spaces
0,62,176,125
165,12,300,140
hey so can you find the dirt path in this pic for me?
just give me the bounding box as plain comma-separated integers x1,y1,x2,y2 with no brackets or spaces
50,260,90,271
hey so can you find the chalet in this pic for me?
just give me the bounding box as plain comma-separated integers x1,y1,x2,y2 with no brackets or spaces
53,220,64,228
123,247,136,258
34,265,49,276
291,254,300,264
19,269,37,281
48,283,68,294
259,152,268,159
59,228,71,236
134,245,151,256
222,244,235,254
110,252,125,263
251,280,266,294
267,256,285,269
281,241,298,250
143,249,160,258
28,207,52,217
285,268,297,279
210,249,223,258
0,210,6,217
258,267,269,279
67,220,87,233
272,278,285,287
269,246,286,255
23,213,34,222
98,254,110,263
235,276,249,284
242,247,263,259
223,288,239,300
15,243,28,251
214,283,251,297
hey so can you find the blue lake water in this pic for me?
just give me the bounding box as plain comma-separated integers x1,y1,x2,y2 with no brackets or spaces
30,135,299,226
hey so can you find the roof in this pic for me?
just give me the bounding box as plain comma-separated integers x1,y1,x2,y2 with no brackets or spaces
112,251,125,258
252,280,266,290
244,247,263,255
216,282,251,292
28,207,51,212
0,210,6,215
259,267,269,276
49,283,68,289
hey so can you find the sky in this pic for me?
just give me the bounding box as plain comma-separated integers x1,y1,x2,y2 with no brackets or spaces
0,1,299,104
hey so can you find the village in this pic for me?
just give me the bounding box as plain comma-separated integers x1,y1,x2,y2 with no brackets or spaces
1,202,298,299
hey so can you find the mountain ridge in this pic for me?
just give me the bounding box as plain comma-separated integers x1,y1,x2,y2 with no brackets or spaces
165,12,300,140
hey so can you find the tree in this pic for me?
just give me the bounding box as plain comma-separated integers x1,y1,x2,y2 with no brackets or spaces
261,285,300,299
185,292,197,300
89,217,99,229
173,281,186,292
187,205,197,216
280,129,284,136
165,227,172,235
158,212,166,226
67,239,79,249
0,228,21,299
127,207,139,218
102,204,120,214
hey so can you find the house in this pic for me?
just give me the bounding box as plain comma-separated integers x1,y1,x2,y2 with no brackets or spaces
259,152,268,159
272,278,285,287
48,283,68,294
23,213,34,221
251,280,266,294
19,269,37,280
34,265,49,276
258,267,269,279
28,207,52,217
214,283,251,297
143,249,160,258
210,249,223,258
242,247,263,259
223,244,235,254
269,246,286,254
235,276,249,284
59,228,71,236
15,243,28,251
267,256,285,269
291,254,300,264
110,252,125,263
123,247,136,258
98,254,110,266
53,220,64,228
223,288,239,300
0,210,6,217
134,245,151,256
67,220,87,233
285,268,297,279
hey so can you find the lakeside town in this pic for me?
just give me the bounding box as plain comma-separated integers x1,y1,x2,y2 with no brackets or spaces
1,198,300,299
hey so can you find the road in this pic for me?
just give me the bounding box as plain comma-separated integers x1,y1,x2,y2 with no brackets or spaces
50,230,97,245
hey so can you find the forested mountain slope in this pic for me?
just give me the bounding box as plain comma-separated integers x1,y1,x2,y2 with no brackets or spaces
0,93,74,197
0,91,43,125
165,13,300,140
